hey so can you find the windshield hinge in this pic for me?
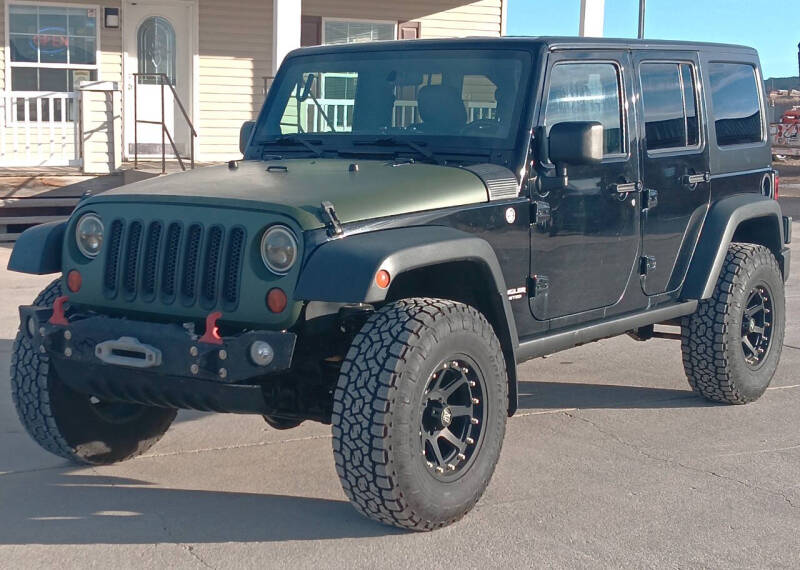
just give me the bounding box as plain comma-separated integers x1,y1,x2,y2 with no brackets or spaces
321,201,343,237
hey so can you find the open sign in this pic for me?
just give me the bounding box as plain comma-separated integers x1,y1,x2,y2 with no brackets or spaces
31,27,69,54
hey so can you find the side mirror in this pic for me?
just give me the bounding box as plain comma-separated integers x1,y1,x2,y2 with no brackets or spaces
548,121,604,166
239,121,256,154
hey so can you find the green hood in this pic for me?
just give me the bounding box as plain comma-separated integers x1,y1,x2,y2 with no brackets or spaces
90,159,490,230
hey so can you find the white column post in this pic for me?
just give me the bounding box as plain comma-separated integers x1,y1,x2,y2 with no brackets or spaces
273,0,302,76
579,0,605,38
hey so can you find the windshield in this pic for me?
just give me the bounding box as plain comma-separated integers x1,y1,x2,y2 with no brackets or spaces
250,49,531,158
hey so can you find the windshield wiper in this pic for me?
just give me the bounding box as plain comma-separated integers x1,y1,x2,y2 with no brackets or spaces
352,137,442,164
259,136,323,158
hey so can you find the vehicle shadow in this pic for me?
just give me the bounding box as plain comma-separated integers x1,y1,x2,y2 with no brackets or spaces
0,471,401,544
517,380,713,410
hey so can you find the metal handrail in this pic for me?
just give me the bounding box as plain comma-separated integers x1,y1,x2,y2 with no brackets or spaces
133,73,197,173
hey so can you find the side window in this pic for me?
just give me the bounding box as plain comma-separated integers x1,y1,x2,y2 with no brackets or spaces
640,62,700,151
544,62,624,156
709,63,763,146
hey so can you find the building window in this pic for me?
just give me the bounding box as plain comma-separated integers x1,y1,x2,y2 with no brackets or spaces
8,3,99,92
709,63,764,147
137,16,176,85
322,20,395,45
640,62,700,151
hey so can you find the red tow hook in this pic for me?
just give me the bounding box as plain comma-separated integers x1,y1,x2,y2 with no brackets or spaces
199,311,224,345
48,296,70,326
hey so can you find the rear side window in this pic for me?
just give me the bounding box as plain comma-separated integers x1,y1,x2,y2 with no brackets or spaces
708,63,763,146
544,62,624,156
640,62,700,151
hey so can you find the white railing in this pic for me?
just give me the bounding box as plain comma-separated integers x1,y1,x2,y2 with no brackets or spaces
303,99,497,133
0,91,80,167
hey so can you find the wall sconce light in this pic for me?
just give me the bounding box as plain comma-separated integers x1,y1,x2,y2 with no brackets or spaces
104,7,120,29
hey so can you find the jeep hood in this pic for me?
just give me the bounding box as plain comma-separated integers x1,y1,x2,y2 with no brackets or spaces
90,159,491,230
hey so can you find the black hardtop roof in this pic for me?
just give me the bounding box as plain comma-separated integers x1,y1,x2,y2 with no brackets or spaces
289,36,757,58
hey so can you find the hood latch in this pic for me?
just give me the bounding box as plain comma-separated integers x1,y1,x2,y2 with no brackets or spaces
321,201,343,237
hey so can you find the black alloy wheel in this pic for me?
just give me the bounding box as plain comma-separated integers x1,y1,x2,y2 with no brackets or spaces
420,357,486,480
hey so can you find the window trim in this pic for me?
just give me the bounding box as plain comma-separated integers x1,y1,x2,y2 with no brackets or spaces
707,60,767,151
638,59,705,157
320,17,397,46
4,1,102,92
542,59,629,162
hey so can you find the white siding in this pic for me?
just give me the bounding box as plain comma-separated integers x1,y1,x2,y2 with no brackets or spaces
196,0,273,161
303,0,503,38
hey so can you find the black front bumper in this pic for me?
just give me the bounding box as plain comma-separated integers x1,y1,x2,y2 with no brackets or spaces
20,305,296,414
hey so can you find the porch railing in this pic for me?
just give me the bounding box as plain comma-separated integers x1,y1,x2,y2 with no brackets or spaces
133,73,197,174
303,99,497,133
0,91,79,167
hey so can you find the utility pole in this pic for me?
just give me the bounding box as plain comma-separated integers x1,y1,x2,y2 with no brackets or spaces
638,0,646,39
579,0,605,37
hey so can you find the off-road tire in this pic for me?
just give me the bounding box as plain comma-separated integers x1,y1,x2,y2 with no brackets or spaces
10,279,177,465
681,243,785,404
332,298,508,531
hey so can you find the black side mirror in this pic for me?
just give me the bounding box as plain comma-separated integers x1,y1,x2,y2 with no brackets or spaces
239,121,256,154
548,121,604,166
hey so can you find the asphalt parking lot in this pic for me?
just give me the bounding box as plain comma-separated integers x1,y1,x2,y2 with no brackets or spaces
1,229,799,569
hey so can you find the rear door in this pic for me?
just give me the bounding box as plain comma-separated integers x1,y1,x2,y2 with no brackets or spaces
529,50,641,320
635,52,710,295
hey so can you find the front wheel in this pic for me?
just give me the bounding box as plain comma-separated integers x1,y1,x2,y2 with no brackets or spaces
332,298,508,531
10,280,177,465
681,243,786,404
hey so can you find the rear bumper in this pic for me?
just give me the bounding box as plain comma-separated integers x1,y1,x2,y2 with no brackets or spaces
19,305,296,414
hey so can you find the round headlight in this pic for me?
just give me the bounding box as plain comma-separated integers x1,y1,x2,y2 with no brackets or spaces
260,225,298,275
75,213,104,258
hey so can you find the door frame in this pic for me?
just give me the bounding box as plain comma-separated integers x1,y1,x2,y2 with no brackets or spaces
121,0,199,161
529,49,643,323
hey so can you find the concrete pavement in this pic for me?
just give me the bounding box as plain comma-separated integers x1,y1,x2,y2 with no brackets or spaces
0,231,799,569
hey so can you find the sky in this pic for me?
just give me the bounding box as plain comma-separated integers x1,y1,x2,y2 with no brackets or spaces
507,0,799,79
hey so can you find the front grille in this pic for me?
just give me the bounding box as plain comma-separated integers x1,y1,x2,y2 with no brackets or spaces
103,219,246,310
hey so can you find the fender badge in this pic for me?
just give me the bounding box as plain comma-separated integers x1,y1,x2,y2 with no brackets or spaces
505,207,516,224
507,286,527,301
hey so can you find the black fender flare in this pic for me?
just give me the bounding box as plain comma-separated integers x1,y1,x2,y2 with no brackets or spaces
295,225,521,414
682,194,788,300
7,220,66,275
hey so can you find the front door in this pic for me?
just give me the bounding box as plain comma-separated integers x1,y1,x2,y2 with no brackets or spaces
123,0,193,159
530,51,641,320
635,53,710,295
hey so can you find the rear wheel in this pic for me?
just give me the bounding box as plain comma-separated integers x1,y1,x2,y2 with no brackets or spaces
681,243,785,404
10,280,177,465
332,298,508,531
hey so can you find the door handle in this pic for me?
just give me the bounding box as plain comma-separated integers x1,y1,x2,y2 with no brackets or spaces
610,181,641,194
682,172,710,185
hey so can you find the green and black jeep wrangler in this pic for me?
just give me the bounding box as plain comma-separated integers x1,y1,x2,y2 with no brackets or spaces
9,38,792,530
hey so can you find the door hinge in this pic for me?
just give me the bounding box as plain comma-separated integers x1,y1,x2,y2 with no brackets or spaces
532,201,551,231
528,275,549,316
640,255,657,275
643,188,659,210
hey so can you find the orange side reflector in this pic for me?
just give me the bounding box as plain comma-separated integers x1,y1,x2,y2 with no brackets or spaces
375,270,391,289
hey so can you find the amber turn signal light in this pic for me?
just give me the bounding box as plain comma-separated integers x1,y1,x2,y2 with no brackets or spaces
375,269,391,289
267,288,288,313
67,270,82,293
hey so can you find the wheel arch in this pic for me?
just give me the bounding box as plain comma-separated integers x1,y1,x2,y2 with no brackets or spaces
295,226,521,415
681,194,789,300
